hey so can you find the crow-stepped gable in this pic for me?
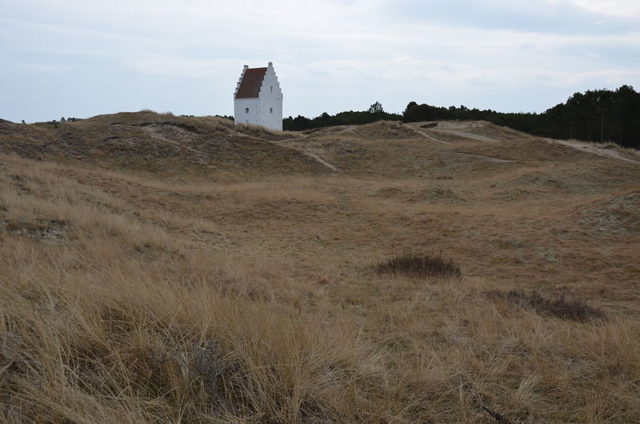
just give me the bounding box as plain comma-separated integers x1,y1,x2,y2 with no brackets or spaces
234,62,283,131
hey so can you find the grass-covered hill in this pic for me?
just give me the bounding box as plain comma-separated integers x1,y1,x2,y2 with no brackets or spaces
1,113,640,422
286,85,640,150
0,112,326,177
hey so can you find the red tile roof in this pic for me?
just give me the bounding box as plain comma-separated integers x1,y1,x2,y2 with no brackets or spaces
235,67,267,99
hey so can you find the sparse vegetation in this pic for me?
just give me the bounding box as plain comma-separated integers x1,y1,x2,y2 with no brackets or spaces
1,113,640,422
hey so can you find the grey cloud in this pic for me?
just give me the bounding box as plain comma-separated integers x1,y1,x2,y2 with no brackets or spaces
392,0,638,35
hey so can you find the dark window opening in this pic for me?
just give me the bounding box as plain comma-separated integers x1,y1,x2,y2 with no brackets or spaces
245,107,249,114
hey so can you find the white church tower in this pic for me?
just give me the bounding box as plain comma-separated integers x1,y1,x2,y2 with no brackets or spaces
234,62,283,131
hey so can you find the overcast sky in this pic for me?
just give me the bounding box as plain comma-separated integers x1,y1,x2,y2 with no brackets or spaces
1,0,640,122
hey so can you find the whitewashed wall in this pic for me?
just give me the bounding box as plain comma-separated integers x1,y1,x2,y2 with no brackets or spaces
234,98,261,125
233,62,283,131
257,62,283,131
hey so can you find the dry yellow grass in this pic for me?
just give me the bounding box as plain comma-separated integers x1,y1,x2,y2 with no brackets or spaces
1,115,639,422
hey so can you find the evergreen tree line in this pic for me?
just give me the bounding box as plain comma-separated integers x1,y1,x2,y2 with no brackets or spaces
283,102,402,131
283,86,640,149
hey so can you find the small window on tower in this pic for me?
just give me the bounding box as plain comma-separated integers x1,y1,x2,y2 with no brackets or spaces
245,107,249,114
270,86,273,93
270,107,273,113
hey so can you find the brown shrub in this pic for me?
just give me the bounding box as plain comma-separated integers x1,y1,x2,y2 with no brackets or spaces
376,254,462,279
486,290,606,322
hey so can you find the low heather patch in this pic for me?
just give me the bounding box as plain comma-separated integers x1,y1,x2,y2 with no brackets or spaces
486,290,606,322
376,254,462,279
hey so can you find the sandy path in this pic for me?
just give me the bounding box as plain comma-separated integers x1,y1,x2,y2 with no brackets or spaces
434,129,499,143
454,152,515,163
407,126,450,144
546,138,639,163
304,152,341,172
